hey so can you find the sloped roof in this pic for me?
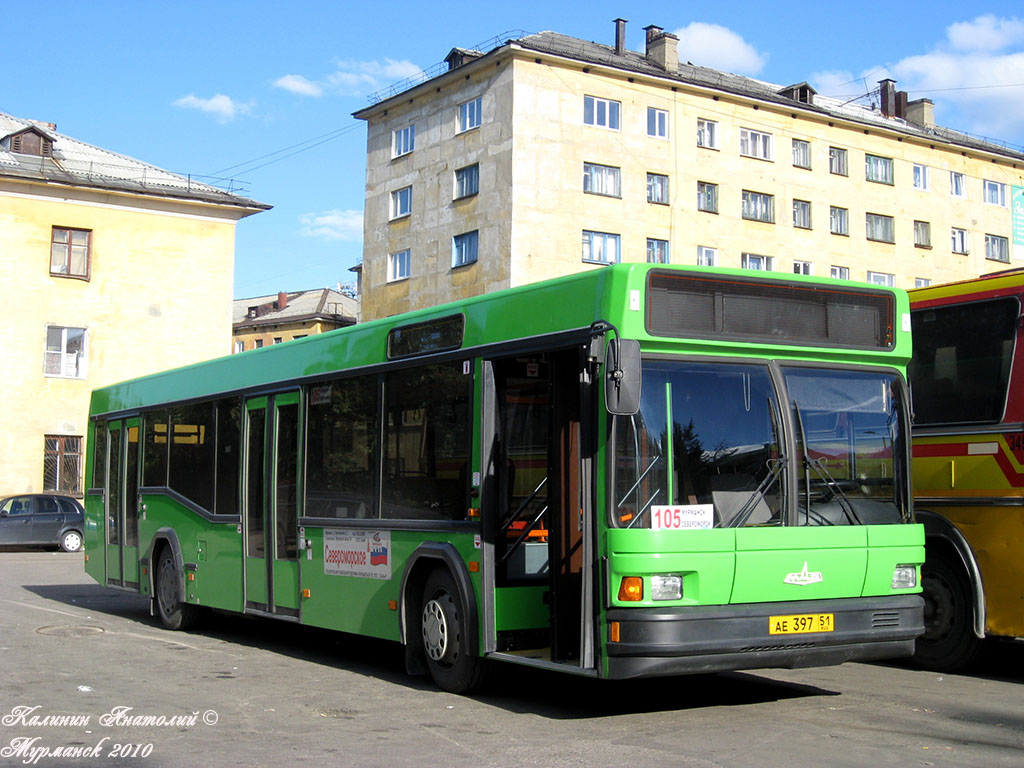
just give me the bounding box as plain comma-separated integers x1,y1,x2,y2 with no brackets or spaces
0,112,270,211
233,288,358,328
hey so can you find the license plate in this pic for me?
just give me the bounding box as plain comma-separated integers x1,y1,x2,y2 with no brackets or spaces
769,613,834,635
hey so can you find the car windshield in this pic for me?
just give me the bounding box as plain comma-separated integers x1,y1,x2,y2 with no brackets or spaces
613,362,909,528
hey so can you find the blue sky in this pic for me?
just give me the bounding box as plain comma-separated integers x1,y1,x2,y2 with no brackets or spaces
4,1,1024,299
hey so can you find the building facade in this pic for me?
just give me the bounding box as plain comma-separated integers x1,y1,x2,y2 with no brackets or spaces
354,21,1024,321
1,113,268,496
232,288,357,352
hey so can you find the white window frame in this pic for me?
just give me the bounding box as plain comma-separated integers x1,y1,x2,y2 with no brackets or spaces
951,227,969,254
390,186,412,220
697,118,718,149
459,97,482,133
950,171,966,198
984,180,1008,207
647,173,669,204
865,154,894,185
829,147,848,176
741,252,774,271
646,238,669,264
830,206,849,236
392,125,415,158
697,246,717,267
583,162,621,197
793,260,813,275
740,128,773,160
44,325,88,379
741,190,774,223
452,231,479,268
583,95,620,130
985,233,1010,263
866,213,895,243
914,220,932,248
793,199,812,229
647,107,668,139
867,271,895,287
697,181,718,213
454,164,479,199
582,230,620,264
915,277,932,288
913,164,929,191
792,139,811,169
831,266,850,280
388,249,411,282
233,340,244,354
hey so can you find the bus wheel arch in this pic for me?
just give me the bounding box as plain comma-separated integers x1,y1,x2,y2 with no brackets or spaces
150,530,199,631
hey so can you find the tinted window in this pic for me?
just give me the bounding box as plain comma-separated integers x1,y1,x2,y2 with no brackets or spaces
58,497,82,517
168,403,216,511
143,410,169,486
215,398,240,516
91,421,106,489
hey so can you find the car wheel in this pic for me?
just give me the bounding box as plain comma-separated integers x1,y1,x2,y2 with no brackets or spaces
155,548,200,631
60,530,83,553
420,568,487,693
913,553,981,672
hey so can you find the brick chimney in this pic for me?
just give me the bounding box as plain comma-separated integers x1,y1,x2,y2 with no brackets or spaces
276,291,288,310
879,79,897,117
643,25,679,71
905,98,935,128
614,17,627,56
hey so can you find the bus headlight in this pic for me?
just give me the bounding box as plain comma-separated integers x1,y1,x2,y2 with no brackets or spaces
651,574,683,601
891,565,917,589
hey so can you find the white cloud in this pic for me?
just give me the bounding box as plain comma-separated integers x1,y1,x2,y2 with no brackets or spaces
672,22,766,75
948,14,1024,52
173,93,250,123
300,209,363,241
273,74,323,97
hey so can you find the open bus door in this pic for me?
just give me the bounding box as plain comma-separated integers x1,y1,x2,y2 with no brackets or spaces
103,417,140,588
482,346,596,672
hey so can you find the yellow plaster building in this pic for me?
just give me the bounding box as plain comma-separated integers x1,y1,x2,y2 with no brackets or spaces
354,22,1024,322
1,113,268,496
232,288,358,352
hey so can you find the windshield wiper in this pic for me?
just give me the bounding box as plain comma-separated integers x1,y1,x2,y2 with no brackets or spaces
792,399,862,525
727,457,786,527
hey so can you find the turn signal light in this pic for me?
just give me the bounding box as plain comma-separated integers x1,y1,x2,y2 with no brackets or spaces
618,576,643,602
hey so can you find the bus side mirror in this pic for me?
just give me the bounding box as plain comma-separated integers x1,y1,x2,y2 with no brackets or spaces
605,339,641,416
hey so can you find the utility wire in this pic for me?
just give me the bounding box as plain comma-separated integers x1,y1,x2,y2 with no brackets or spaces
207,121,362,178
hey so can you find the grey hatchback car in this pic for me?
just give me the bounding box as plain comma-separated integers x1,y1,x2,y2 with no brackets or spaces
0,493,84,552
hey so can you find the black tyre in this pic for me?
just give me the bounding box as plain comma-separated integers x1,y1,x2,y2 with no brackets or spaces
420,568,487,693
155,548,200,631
59,530,83,553
914,554,981,672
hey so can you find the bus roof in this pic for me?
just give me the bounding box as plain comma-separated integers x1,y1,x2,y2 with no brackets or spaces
910,268,1024,308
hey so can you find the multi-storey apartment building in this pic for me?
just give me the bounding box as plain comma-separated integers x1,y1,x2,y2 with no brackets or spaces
2,112,268,496
354,20,1024,321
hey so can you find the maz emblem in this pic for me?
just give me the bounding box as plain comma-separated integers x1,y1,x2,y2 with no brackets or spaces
784,561,823,586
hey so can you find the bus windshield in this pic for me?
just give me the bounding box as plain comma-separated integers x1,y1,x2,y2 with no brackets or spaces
613,362,909,528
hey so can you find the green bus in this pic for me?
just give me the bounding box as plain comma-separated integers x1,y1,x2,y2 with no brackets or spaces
84,264,924,693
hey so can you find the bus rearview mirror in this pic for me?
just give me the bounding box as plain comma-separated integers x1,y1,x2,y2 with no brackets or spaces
605,339,641,416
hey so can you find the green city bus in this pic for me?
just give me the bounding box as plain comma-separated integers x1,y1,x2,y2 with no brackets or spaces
84,264,925,693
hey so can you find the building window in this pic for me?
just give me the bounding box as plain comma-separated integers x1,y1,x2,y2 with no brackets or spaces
865,154,894,184
584,95,620,130
830,206,849,236
255,339,264,349
793,200,811,229
647,173,669,204
950,171,966,198
647,107,668,138
793,260,812,275
233,341,244,354
452,231,479,268
390,186,412,219
44,325,87,379
697,181,718,213
697,118,718,149
273,337,283,345
43,435,82,495
792,139,811,169
454,164,479,199
646,238,669,264
866,213,895,243
915,277,932,288
914,220,932,248
697,246,717,266
831,266,850,280
867,271,895,287
741,253,774,271
392,125,415,157
50,227,91,279
458,97,482,133
583,162,621,197
741,190,774,222
740,128,773,160
913,164,929,191
984,180,1008,207
388,249,410,282
582,230,620,264
951,227,969,254
829,147,847,176
986,233,1010,263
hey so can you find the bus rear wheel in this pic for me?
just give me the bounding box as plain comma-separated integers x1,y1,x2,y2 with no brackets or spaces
420,568,486,694
914,554,981,672
155,548,199,631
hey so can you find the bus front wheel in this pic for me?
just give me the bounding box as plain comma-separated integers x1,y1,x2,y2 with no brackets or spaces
914,554,981,672
155,548,200,631
420,568,486,693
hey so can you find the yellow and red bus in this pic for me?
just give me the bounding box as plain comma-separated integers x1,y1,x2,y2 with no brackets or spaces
909,268,1024,670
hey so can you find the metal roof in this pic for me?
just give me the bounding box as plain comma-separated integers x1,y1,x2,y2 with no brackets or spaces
233,288,358,328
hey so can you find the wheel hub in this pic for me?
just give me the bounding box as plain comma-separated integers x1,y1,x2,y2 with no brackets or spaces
422,599,448,661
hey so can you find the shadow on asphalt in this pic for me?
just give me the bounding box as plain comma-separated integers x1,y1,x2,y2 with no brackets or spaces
25,581,840,717
882,637,1024,685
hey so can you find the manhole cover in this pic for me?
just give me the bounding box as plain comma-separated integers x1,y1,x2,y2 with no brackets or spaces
36,625,105,637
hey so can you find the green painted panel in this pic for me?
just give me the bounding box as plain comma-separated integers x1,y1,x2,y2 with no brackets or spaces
83,495,105,584
494,586,548,630
273,561,299,610
735,525,868,551
732,547,867,603
864,546,925,596
867,523,925,548
245,558,267,605
122,545,139,585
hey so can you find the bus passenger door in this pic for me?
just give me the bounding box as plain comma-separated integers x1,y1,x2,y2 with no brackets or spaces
104,417,140,587
244,393,300,617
